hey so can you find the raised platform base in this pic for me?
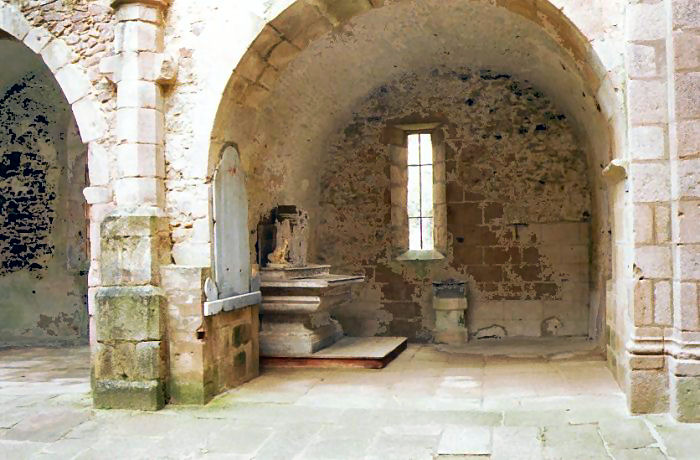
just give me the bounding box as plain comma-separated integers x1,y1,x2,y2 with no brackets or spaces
261,336,407,369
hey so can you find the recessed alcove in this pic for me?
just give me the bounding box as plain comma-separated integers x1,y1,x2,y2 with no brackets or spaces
209,0,619,355
0,33,88,347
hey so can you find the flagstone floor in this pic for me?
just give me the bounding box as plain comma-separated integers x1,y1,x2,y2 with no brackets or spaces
1,343,698,459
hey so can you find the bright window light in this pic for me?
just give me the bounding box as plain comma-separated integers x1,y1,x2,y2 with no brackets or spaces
407,133,434,250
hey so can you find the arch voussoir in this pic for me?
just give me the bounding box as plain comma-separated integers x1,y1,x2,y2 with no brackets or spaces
0,0,107,144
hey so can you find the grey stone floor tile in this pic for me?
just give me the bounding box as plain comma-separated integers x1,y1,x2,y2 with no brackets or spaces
204,422,273,455
598,418,655,450
71,436,162,460
609,447,667,460
387,395,483,411
503,409,571,427
34,437,93,458
651,425,700,460
437,425,491,456
0,440,46,459
253,424,323,460
542,424,609,460
297,434,374,460
270,404,346,426
0,408,90,443
366,433,438,460
0,345,697,459
0,407,32,429
492,426,543,460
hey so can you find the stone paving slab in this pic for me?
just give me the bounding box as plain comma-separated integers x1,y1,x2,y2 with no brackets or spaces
437,426,491,456
0,345,698,459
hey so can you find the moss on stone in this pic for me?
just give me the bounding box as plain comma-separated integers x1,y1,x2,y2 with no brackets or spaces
93,379,165,411
672,377,700,422
168,381,212,406
95,287,164,342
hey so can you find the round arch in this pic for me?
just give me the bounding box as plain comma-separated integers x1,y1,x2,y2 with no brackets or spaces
208,0,625,177
0,16,96,345
0,1,107,146
204,0,628,350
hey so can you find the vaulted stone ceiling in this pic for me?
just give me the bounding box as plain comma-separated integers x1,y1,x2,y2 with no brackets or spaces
216,0,614,235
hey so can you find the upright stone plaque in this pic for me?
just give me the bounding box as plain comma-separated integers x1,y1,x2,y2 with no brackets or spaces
212,146,250,298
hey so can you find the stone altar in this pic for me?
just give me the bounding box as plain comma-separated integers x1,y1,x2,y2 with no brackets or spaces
259,264,364,356
256,206,363,357
257,205,407,363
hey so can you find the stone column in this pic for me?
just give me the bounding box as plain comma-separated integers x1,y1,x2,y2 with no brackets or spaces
623,0,672,415
666,0,700,422
93,0,172,410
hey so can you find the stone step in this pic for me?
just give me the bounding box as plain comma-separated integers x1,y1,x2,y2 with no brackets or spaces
261,336,408,369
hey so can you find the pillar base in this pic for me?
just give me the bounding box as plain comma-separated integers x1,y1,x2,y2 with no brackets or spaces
94,379,165,410
671,375,700,422
669,356,700,422
260,319,343,356
626,367,669,415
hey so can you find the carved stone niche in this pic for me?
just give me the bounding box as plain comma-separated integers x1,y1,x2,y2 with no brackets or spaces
257,205,309,268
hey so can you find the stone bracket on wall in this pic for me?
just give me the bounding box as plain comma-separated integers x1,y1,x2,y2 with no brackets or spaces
602,159,628,185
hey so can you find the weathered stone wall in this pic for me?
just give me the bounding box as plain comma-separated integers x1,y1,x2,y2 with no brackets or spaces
162,266,259,406
169,0,623,270
316,68,591,341
203,306,259,398
1,0,119,353
0,0,695,420
0,45,88,346
16,0,115,97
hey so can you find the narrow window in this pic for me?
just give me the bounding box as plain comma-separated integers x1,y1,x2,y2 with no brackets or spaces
407,133,434,250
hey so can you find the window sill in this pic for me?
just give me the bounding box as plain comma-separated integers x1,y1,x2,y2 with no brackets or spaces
396,249,445,261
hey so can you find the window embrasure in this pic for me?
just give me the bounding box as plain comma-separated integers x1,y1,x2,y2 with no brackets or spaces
407,133,435,251
386,123,446,261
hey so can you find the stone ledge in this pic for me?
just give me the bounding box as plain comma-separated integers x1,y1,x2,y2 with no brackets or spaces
203,291,262,316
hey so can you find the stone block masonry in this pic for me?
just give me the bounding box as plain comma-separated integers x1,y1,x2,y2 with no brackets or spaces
94,212,170,410
92,0,172,410
204,307,260,397
161,265,259,405
0,0,695,423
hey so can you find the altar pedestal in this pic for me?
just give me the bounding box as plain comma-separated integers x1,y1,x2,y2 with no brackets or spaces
259,265,407,367
259,265,364,356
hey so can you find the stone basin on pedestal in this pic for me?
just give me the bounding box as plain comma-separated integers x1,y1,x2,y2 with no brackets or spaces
259,264,364,357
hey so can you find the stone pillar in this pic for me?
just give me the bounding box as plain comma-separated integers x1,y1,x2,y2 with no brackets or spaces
666,0,700,422
93,0,172,410
623,0,672,414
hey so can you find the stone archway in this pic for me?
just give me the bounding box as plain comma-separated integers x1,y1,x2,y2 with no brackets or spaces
0,32,88,345
0,4,109,346
207,0,624,339
0,1,107,145
205,0,628,390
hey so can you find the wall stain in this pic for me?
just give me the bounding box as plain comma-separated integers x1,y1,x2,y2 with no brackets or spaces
0,73,59,277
